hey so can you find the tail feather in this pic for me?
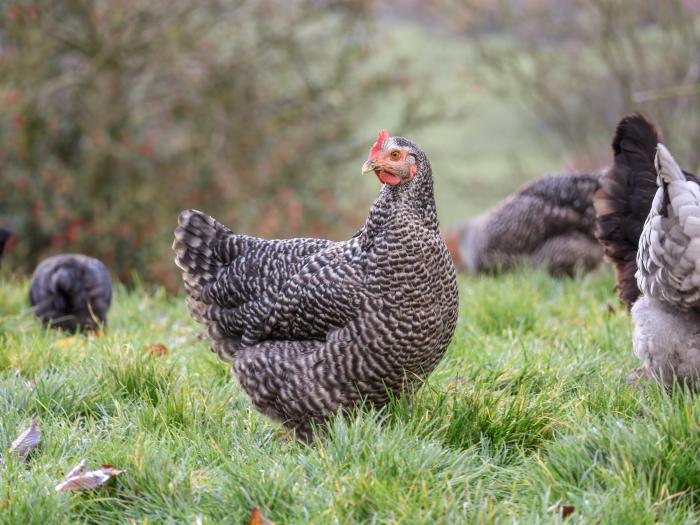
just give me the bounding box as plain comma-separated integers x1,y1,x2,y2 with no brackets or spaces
637,143,700,310
594,113,661,308
173,209,228,319
656,143,687,184
174,208,340,357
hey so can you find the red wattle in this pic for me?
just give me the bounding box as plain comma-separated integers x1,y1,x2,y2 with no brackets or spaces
376,171,402,186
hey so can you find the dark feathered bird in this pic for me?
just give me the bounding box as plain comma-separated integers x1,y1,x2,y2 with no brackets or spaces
0,228,15,264
594,113,700,309
29,254,112,332
445,172,604,277
173,131,459,439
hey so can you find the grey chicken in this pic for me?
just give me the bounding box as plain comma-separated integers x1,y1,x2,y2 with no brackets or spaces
634,143,700,387
30,254,112,332
173,131,459,439
595,114,700,387
445,172,604,277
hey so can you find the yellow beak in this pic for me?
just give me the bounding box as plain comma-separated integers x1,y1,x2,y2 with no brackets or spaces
361,160,375,175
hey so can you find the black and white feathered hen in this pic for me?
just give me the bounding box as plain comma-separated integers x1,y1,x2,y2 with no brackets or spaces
30,254,112,332
595,114,700,386
174,131,459,439
445,172,604,277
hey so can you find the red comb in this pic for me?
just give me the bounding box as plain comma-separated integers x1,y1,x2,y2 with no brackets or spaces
370,130,389,158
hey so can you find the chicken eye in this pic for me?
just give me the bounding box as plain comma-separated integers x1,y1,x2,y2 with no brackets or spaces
390,150,401,161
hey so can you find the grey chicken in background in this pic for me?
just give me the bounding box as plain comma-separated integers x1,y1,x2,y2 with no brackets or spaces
444,172,604,277
595,114,700,387
633,144,700,387
174,131,459,440
0,228,15,265
30,254,112,332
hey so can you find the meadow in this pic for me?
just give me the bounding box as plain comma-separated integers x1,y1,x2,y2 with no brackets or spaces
2,269,700,524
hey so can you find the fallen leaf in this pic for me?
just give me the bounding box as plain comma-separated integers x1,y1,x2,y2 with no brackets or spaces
547,502,575,519
145,343,169,357
63,458,88,479
561,505,575,519
9,420,40,459
55,462,123,492
248,506,275,525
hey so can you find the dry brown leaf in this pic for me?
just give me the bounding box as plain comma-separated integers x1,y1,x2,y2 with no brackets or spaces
9,420,40,459
145,343,169,357
561,505,575,519
63,458,88,479
547,502,575,519
55,462,123,492
248,506,275,525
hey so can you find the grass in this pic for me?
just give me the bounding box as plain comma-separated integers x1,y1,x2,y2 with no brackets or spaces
3,269,700,524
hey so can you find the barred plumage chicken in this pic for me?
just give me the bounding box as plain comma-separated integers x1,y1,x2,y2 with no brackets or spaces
445,172,604,277
173,131,459,439
595,114,700,387
30,254,112,332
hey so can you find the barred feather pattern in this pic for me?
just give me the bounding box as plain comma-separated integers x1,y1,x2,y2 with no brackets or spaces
29,254,112,332
448,172,603,277
174,137,459,439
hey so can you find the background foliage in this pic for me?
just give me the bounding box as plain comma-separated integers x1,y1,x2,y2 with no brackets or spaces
3,0,700,287
0,0,436,287
433,0,700,169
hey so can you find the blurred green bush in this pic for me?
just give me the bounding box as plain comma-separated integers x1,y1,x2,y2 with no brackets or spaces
0,0,409,288
434,0,700,171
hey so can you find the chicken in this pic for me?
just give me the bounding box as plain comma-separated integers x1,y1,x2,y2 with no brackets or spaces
445,172,604,277
633,144,700,387
173,131,459,439
594,113,700,387
592,114,698,308
30,254,112,332
0,228,15,265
